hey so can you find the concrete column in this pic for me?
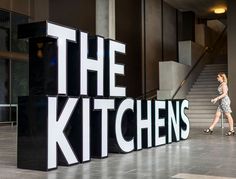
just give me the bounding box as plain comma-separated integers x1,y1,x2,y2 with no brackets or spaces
228,0,236,119
96,0,115,39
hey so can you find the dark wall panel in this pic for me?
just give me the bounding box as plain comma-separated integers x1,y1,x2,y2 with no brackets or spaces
49,0,95,34
47,0,178,98
163,2,177,61
145,0,162,93
178,11,195,42
228,0,236,119
115,0,142,98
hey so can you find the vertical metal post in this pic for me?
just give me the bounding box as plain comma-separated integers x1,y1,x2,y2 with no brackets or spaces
9,11,12,125
221,113,224,128
141,0,147,100
143,0,146,100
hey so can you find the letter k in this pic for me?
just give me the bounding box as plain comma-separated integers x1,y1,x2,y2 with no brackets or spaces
47,97,79,170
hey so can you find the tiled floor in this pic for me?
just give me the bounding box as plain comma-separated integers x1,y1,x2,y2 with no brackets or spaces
0,126,236,179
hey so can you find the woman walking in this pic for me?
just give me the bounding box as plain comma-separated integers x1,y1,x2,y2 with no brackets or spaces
204,72,234,136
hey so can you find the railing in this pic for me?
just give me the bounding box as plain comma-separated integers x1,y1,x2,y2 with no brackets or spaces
136,88,158,100
0,104,18,126
171,26,227,99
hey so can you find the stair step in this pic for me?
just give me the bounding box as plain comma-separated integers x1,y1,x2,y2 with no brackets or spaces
190,88,216,91
201,71,227,74
201,68,227,71
197,78,218,81
189,105,217,110
190,123,211,127
189,118,214,123
198,74,224,78
189,120,227,125
197,76,218,80
203,69,227,72
188,91,217,95
190,123,226,127
200,73,226,76
201,68,228,74
196,79,218,82
189,101,213,105
187,95,216,99
194,81,218,85
205,64,227,67
201,69,227,72
186,108,216,114
203,66,227,69
198,75,219,78
192,84,218,88
197,77,219,80
187,113,216,118
195,79,219,82
187,98,214,101
186,98,213,102
203,66,228,70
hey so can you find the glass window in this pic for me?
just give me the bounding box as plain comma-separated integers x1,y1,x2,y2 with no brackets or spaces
11,12,29,106
0,10,10,122
0,10,10,51
11,12,28,53
11,61,29,104
0,10,29,123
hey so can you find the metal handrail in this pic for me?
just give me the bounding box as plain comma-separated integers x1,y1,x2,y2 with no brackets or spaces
171,26,227,99
136,88,158,100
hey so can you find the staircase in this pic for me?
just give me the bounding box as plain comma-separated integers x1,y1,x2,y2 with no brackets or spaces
186,64,227,127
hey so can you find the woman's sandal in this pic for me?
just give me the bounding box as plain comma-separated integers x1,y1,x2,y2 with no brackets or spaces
225,130,235,136
203,128,213,134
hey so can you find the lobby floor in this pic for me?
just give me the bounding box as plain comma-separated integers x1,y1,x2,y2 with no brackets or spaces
0,126,236,179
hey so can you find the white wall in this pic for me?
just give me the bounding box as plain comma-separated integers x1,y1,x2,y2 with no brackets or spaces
157,61,191,99
179,41,204,66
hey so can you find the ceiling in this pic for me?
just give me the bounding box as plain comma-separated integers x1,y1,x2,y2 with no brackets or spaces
164,0,227,18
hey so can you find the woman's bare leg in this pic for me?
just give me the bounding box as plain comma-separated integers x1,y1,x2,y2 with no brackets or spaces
224,112,234,131
209,111,222,130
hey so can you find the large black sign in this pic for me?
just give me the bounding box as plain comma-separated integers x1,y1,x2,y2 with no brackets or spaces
17,21,190,171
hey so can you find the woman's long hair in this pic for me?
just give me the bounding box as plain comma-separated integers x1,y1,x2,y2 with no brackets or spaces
218,72,228,84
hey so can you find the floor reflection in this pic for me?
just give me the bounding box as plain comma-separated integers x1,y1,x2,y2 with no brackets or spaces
1,126,236,178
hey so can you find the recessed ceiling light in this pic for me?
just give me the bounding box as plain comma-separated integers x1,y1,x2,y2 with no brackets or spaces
214,8,226,14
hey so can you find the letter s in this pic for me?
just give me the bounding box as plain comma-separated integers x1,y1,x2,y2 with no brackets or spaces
180,100,190,140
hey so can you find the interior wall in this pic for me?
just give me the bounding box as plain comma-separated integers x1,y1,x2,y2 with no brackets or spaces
163,2,177,61
227,0,236,120
0,0,180,98
30,0,49,21
178,11,195,42
115,0,179,97
0,0,30,16
49,0,96,34
145,0,162,94
115,0,142,98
